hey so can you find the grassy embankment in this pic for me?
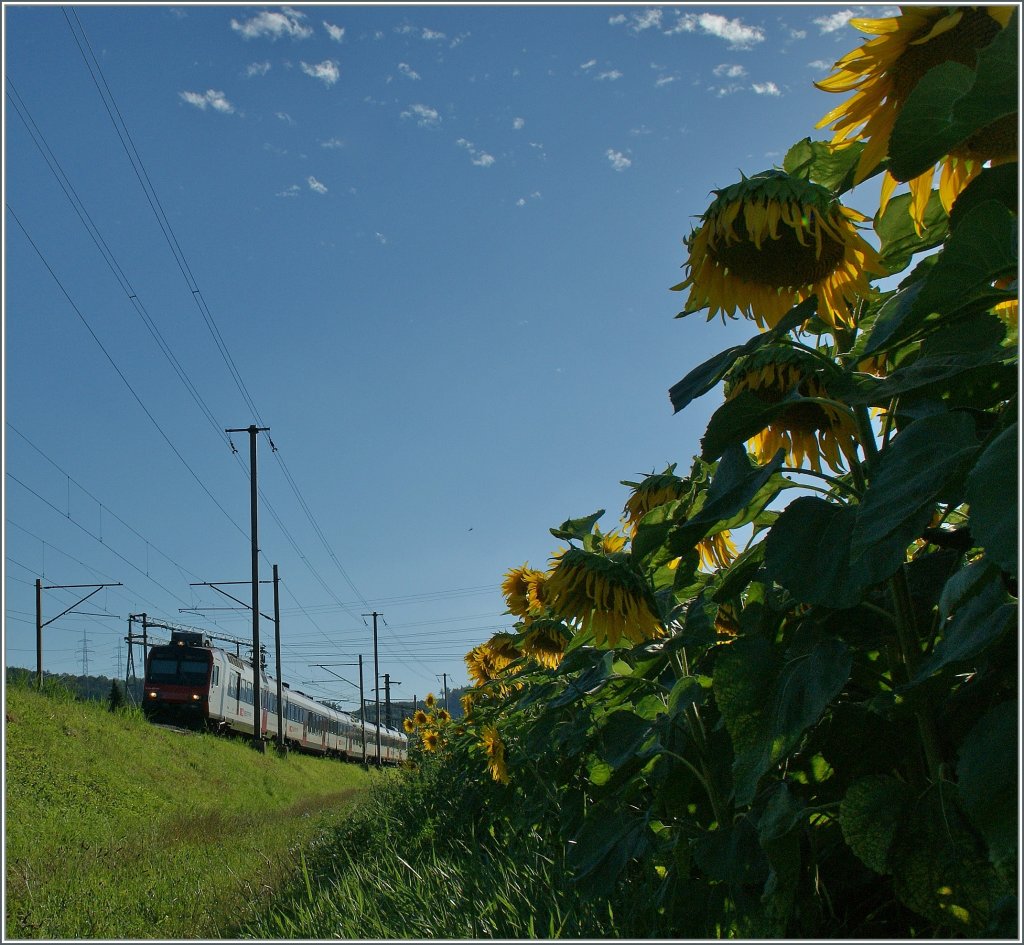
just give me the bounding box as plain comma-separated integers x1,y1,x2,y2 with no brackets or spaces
4,680,376,939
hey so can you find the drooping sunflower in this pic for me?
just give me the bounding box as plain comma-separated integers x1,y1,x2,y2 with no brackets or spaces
816,7,1017,233
519,617,571,670
543,547,663,648
502,563,544,618
480,725,510,785
725,346,861,474
460,691,475,718
698,531,739,571
674,171,885,331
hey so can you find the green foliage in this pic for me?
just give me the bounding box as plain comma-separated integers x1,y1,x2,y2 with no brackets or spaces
4,681,371,938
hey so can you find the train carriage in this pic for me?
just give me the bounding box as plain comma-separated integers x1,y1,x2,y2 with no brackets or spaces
143,630,407,764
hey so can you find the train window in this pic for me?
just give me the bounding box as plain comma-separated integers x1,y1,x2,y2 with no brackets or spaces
211,665,220,687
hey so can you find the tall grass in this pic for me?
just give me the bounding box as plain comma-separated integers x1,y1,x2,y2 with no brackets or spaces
243,757,670,939
4,678,374,939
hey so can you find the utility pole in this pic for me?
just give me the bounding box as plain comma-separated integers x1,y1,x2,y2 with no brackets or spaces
362,611,383,763
440,672,449,712
35,579,121,689
273,564,284,753
384,673,401,731
359,654,366,764
227,424,270,752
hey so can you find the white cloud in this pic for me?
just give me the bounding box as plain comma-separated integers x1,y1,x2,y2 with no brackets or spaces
231,7,312,40
276,111,295,124
320,137,345,149
516,197,526,207
789,29,807,40
808,59,834,71
401,103,441,127
398,62,421,80
713,64,747,78
422,28,446,41
307,176,328,194
666,13,765,49
301,60,340,86
597,70,623,81
179,89,234,113
323,21,345,42
752,81,781,96
374,232,387,244
655,75,676,87
580,58,597,70
608,13,627,25
456,138,495,167
245,61,271,78
513,117,525,130
606,149,632,171
814,10,856,33
277,184,301,198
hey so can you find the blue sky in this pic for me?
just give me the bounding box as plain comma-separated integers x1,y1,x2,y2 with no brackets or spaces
3,3,896,711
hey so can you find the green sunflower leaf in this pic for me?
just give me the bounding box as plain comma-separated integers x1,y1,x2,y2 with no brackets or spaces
875,189,948,275
668,446,785,557
909,573,1015,685
840,775,914,874
764,497,912,609
550,509,605,542
860,200,1018,358
948,162,1019,231
850,411,980,561
957,700,1018,877
965,422,1018,573
782,137,867,194
731,638,852,806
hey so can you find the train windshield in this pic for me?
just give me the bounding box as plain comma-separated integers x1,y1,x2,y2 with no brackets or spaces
147,650,211,685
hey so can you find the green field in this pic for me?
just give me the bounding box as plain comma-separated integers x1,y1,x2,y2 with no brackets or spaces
4,681,377,939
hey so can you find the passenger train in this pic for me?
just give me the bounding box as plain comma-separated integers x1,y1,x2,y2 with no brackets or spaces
142,630,406,764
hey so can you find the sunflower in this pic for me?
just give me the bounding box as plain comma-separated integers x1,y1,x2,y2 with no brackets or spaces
480,725,510,784
544,547,663,648
421,729,440,752
598,529,628,554
502,563,544,617
698,531,739,571
816,7,1017,233
424,692,436,708
520,617,571,669
460,691,475,717
725,345,860,474
464,633,520,687
674,171,885,331
524,568,549,615
413,709,429,727
403,717,415,734
436,708,452,724
715,602,741,641
622,467,688,536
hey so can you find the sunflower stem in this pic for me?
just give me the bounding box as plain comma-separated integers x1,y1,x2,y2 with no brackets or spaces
781,466,862,498
888,566,943,783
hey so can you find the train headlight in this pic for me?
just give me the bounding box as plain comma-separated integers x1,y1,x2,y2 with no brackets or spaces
147,691,157,699
192,693,202,701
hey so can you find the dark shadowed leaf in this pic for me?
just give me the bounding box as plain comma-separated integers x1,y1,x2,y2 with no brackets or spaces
550,509,605,542
965,423,1018,572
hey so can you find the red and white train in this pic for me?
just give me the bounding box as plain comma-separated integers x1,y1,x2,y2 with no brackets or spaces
142,630,406,764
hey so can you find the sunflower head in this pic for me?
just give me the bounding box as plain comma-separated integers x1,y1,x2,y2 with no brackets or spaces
413,708,429,727
674,171,884,331
424,692,436,708
480,725,510,784
622,467,690,537
437,708,451,724
544,547,663,648
724,345,859,473
816,7,1016,231
460,691,475,717
520,617,571,669
403,717,416,734
421,729,440,752
698,530,739,571
502,564,544,617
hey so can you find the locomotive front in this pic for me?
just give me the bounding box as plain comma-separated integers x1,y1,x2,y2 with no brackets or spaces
143,630,213,726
